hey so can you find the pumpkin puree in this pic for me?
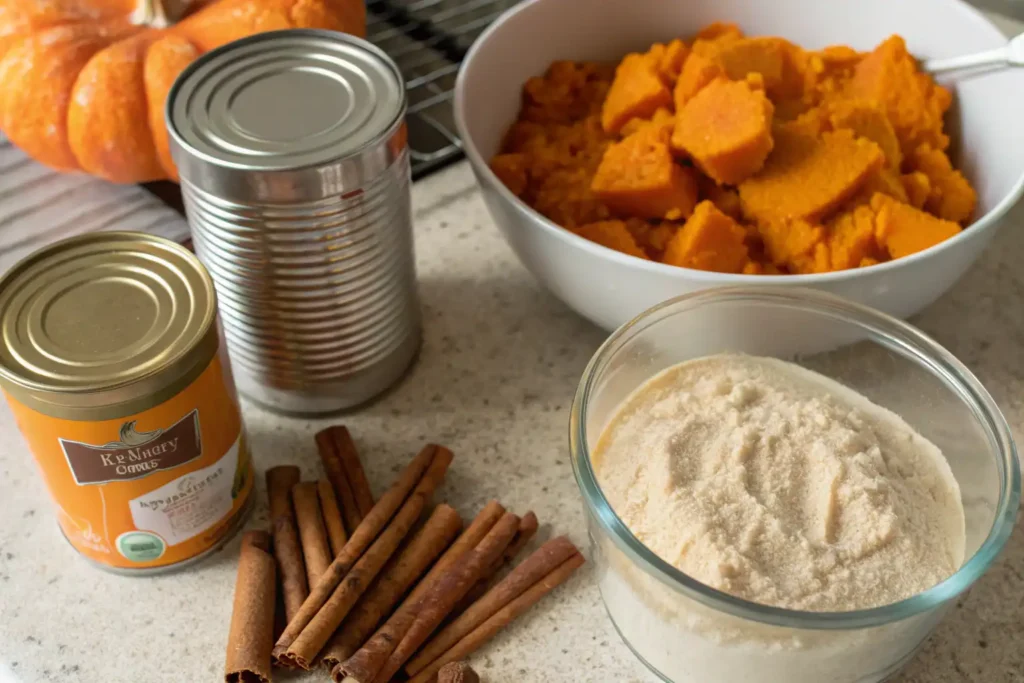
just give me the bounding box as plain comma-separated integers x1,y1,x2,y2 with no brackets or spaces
490,26,976,274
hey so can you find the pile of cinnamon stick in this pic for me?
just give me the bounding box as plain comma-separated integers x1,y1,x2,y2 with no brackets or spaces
225,426,585,683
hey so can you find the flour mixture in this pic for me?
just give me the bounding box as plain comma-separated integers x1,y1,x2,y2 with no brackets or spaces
594,354,966,611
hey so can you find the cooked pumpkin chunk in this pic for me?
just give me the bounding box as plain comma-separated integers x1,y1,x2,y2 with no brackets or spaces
908,145,977,224
744,72,766,91
901,171,931,209
662,200,749,272
772,97,811,122
628,219,679,258
620,107,674,140
739,128,884,223
591,132,699,219
828,205,881,270
490,153,530,197
700,177,743,220
803,46,862,106
702,36,805,99
672,79,774,185
812,45,861,69
652,39,690,83
673,52,726,110
855,167,909,205
757,218,830,274
522,61,615,124
872,193,960,259
741,261,783,275
601,53,672,134
827,100,902,169
847,35,951,155
573,220,649,259
776,106,827,137
533,167,610,228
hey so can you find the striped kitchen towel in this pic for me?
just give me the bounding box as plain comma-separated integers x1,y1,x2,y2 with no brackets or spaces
0,135,189,274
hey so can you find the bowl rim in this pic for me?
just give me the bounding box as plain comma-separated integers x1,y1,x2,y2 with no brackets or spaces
453,0,1024,283
569,286,1021,629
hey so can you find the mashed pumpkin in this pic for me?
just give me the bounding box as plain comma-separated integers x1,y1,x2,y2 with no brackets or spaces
490,26,976,274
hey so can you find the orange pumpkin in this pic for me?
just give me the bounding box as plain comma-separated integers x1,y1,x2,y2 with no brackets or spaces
0,0,366,183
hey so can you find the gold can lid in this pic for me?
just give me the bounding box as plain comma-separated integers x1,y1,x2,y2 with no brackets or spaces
0,232,219,419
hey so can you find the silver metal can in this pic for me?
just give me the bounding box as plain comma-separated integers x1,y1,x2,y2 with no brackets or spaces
166,29,420,415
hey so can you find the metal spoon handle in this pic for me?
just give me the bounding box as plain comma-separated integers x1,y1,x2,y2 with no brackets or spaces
923,32,1024,74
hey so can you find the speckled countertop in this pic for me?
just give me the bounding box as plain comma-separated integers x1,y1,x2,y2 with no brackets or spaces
5,17,1024,670
0,159,1022,683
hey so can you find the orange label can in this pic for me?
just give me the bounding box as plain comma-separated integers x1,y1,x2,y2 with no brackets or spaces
0,232,253,573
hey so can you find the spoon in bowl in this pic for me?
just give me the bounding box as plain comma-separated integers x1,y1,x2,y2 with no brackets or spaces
923,31,1023,73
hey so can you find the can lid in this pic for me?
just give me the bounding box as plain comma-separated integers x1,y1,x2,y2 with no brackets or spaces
0,232,219,419
167,29,406,201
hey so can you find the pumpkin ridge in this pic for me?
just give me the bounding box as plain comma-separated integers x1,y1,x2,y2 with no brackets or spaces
0,20,139,172
0,0,365,183
67,29,166,181
144,32,199,179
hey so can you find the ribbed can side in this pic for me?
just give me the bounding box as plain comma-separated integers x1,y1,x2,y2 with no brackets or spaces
181,155,420,414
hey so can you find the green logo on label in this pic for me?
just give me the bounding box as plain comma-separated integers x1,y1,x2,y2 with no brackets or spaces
116,531,166,562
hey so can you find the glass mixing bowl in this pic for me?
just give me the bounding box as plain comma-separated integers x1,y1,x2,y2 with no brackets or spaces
570,287,1020,683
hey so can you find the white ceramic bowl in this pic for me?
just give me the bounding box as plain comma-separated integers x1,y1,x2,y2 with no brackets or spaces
454,0,1024,332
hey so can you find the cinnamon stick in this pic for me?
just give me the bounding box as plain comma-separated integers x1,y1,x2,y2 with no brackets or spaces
318,479,348,556
334,615,408,683
292,481,333,588
282,470,444,669
375,513,522,682
329,501,505,683
338,512,521,683
316,428,362,533
225,531,276,683
273,445,453,669
455,511,539,613
266,466,307,623
406,550,585,683
406,536,579,677
330,502,505,681
404,501,506,608
321,504,463,670
316,426,374,532
501,512,539,566
332,427,375,521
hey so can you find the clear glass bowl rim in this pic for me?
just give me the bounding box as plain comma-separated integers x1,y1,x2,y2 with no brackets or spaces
570,286,1021,630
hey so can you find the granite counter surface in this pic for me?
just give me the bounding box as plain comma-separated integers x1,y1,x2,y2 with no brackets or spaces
1,159,1022,682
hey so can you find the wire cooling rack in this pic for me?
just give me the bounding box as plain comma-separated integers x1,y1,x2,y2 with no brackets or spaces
366,0,521,178
145,1,515,208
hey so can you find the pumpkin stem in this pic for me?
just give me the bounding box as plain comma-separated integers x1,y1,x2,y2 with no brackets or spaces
131,0,195,28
